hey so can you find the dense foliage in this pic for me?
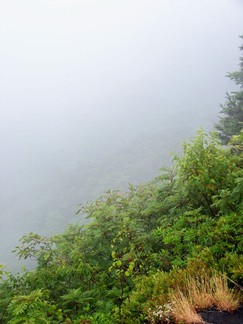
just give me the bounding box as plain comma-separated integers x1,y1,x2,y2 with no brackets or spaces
0,129,242,323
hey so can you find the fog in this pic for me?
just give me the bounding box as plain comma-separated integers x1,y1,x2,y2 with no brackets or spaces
0,0,242,271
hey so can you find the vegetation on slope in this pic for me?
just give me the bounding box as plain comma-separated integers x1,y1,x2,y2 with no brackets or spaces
0,128,241,323
0,38,242,323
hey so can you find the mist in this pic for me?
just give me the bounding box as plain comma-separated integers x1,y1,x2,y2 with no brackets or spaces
0,0,242,271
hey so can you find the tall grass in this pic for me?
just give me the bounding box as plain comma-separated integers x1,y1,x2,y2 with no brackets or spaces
212,275,240,311
168,273,240,323
171,290,204,323
186,274,214,310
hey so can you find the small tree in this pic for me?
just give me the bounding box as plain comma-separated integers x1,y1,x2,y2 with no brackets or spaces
216,36,243,144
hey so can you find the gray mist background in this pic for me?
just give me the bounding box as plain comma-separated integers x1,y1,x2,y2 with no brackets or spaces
0,0,243,271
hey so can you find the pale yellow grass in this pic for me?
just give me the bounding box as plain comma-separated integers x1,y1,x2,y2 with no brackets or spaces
171,290,204,324
212,275,240,311
169,273,240,323
186,275,214,310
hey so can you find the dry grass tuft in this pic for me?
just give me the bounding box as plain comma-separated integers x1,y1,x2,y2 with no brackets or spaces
186,275,214,310
212,275,240,312
185,273,240,312
171,290,204,323
168,273,240,323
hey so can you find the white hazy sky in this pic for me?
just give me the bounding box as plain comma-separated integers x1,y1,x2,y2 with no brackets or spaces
0,0,242,179
1,0,242,117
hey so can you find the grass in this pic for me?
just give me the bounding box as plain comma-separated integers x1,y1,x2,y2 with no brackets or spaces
144,271,241,323
171,290,204,323
212,275,240,311
168,273,240,323
186,274,214,310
